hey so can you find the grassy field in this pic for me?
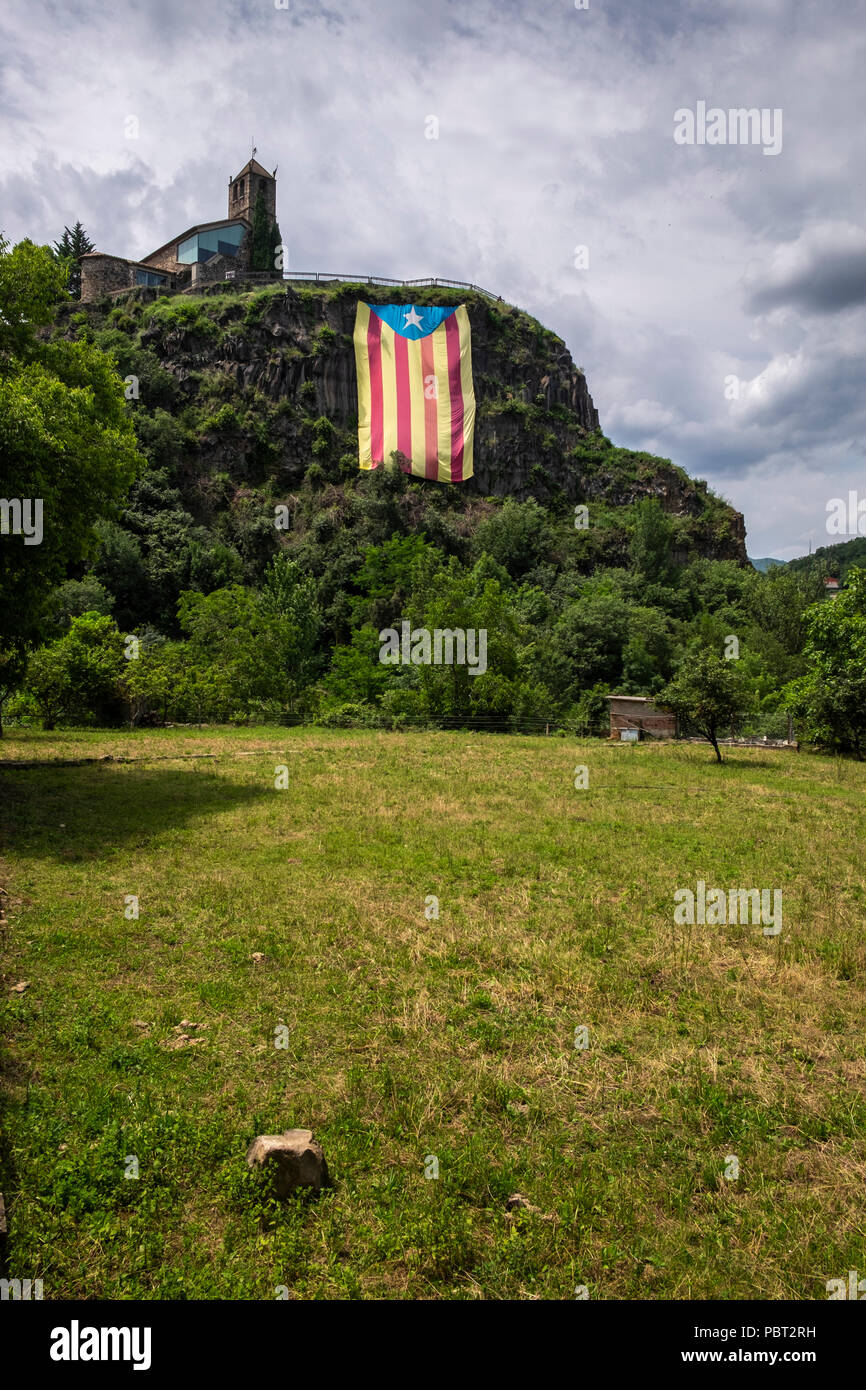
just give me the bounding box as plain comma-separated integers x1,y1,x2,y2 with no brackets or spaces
0,726,864,1300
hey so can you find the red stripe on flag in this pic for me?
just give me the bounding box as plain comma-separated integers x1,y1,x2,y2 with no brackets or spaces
395,331,412,469
368,311,384,465
445,313,464,483
420,334,438,479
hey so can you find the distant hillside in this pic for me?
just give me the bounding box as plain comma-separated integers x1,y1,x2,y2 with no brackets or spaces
785,536,866,581
749,557,786,573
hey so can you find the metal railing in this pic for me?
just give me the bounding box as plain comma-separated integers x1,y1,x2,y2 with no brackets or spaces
104,270,503,304
282,273,498,298
189,269,500,298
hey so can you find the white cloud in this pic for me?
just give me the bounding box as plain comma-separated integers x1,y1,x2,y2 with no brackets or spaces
1,0,864,556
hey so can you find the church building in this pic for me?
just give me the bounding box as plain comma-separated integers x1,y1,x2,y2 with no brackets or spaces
79,158,278,302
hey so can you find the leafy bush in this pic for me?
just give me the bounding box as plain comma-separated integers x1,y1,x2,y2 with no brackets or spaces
25,612,128,728
316,701,381,728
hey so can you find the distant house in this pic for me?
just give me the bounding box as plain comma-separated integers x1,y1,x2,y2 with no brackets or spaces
823,576,843,599
605,695,677,741
79,158,278,303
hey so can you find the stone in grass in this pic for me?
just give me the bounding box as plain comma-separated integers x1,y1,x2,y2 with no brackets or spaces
505,1192,554,1222
245,1130,329,1197
505,1192,540,1214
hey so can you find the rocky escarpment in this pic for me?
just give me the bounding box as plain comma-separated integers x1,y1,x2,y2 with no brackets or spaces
61,280,748,564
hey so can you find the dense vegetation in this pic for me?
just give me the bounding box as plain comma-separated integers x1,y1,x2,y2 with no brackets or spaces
784,535,866,585
1,236,863,755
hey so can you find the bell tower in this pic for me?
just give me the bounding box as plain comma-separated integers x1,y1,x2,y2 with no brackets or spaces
228,155,277,226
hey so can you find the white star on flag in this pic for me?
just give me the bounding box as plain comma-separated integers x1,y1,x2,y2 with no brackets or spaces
403,307,424,329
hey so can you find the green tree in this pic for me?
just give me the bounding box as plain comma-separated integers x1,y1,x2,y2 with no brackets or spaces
270,219,284,272
350,534,440,630
474,498,551,580
250,190,272,272
544,590,630,698
785,567,866,758
408,560,539,724
52,221,95,300
657,649,750,762
0,235,142,729
43,577,113,631
178,580,318,714
322,625,394,706
124,640,188,727
630,498,675,585
25,612,127,729
0,645,28,734
621,605,674,692
0,235,69,355
90,520,150,632
260,553,322,698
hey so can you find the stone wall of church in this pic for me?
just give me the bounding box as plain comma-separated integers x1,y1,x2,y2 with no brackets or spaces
80,253,178,302
80,254,135,303
140,246,182,273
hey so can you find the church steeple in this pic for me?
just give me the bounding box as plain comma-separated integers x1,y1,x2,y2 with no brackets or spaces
228,158,277,226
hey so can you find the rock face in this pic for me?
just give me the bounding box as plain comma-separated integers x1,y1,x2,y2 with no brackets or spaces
245,1129,329,1196
63,281,749,564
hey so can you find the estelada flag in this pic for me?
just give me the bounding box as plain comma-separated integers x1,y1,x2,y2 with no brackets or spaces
353,302,475,483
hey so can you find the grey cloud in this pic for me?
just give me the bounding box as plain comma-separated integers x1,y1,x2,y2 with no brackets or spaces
1,0,864,555
745,240,866,315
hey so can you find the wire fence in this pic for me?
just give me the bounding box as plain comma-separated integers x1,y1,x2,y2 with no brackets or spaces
286,709,799,744
2,704,797,745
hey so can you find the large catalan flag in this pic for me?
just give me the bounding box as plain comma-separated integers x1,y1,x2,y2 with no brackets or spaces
354,302,475,483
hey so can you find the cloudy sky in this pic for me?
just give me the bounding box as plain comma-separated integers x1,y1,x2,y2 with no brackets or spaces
2,0,864,558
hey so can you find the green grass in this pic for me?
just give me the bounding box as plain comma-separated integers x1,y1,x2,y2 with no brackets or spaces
1,728,864,1299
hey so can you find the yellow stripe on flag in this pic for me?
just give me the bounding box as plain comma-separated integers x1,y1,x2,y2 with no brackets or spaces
353,302,373,469
406,335,426,476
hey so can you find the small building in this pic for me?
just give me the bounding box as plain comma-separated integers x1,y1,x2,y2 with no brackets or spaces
605,695,677,741
823,576,843,599
80,158,278,303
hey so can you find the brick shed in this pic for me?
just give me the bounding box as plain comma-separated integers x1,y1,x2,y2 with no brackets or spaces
606,695,677,741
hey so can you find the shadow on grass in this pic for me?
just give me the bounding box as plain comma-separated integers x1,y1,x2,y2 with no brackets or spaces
0,762,274,863
713,756,803,774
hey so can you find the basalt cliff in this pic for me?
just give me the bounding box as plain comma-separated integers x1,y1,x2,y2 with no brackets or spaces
58,280,747,569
